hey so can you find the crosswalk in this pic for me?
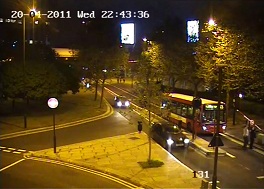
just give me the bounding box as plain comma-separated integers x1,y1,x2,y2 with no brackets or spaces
0,146,32,154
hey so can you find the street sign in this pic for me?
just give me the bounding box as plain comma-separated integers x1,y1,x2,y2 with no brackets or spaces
208,134,224,147
48,98,59,109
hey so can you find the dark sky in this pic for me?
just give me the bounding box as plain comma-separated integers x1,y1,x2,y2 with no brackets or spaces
1,0,264,47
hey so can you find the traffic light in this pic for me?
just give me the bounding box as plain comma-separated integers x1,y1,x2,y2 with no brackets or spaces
192,97,201,109
138,121,143,133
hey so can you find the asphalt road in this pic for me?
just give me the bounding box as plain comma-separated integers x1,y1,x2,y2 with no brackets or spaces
0,152,129,188
106,83,264,188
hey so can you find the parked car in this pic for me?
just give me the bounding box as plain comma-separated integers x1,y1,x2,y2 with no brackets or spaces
114,95,130,108
151,121,190,149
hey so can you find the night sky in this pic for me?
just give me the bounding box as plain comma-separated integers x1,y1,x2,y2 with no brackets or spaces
1,0,264,47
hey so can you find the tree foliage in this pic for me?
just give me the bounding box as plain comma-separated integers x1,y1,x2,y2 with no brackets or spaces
78,46,129,101
196,23,256,88
195,22,257,111
1,44,80,100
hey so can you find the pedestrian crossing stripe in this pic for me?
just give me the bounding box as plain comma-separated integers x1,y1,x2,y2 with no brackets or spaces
0,146,30,154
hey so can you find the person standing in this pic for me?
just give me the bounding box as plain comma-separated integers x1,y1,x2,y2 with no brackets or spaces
242,125,249,149
249,126,257,149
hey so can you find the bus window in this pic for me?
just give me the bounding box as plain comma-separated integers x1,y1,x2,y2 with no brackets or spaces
181,104,187,116
187,106,193,118
202,110,225,123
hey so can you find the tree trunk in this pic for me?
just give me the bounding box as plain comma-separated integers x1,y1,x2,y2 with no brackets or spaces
226,88,230,121
193,82,198,97
12,98,15,112
94,80,98,101
100,79,105,108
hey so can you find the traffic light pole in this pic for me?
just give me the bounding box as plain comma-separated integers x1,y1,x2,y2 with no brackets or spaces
212,66,223,189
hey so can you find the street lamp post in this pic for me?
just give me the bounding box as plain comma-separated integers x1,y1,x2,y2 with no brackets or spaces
48,98,59,153
23,15,27,129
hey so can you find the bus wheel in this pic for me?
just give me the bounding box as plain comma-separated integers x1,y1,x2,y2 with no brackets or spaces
187,123,192,131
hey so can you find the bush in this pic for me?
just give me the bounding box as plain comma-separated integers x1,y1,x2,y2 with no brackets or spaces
138,159,164,168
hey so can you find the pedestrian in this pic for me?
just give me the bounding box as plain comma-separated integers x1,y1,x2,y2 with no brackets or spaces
242,124,249,149
249,126,256,149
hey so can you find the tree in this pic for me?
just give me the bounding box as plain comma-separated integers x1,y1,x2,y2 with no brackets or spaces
134,41,164,161
162,41,202,95
78,46,129,105
195,22,256,115
1,61,68,100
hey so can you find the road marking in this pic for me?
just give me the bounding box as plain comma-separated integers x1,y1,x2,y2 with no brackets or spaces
225,152,236,158
17,149,26,152
245,167,250,170
220,133,243,145
0,102,113,140
25,156,139,189
0,146,6,149
0,159,25,172
2,149,11,153
13,151,22,154
8,147,16,150
257,176,264,179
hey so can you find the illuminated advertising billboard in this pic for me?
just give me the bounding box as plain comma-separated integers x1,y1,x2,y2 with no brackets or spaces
121,23,135,44
187,20,199,42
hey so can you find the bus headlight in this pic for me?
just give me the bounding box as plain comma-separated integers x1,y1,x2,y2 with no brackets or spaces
167,138,174,145
117,101,122,107
202,126,207,131
125,101,130,107
184,138,190,144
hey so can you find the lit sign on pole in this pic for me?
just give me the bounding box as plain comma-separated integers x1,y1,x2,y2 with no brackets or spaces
187,20,199,42
121,23,135,44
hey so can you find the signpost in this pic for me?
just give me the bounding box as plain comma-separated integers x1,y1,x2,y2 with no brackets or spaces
47,98,59,153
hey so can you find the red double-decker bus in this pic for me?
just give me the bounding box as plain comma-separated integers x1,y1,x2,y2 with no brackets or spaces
160,93,226,134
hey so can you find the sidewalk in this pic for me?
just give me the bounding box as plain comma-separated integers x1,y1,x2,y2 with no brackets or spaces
26,132,204,189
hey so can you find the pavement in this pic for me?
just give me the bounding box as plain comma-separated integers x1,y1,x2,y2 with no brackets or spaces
26,132,205,189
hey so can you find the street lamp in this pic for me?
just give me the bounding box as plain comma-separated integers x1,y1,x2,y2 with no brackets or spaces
208,18,216,26
23,8,38,129
48,98,59,153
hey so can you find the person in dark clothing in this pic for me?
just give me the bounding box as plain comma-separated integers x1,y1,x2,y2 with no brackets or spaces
249,126,257,149
242,125,249,149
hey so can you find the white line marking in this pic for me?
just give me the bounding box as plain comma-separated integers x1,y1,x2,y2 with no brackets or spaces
17,149,26,152
245,167,250,170
226,152,236,158
13,151,21,154
7,148,16,150
0,159,25,172
2,150,11,153
257,176,264,179
25,156,138,189
0,146,6,149
0,104,113,140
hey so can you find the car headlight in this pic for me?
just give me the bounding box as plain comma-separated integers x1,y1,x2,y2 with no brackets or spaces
222,125,226,130
167,138,174,145
125,101,130,107
202,126,207,131
184,138,190,144
117,101,122,107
